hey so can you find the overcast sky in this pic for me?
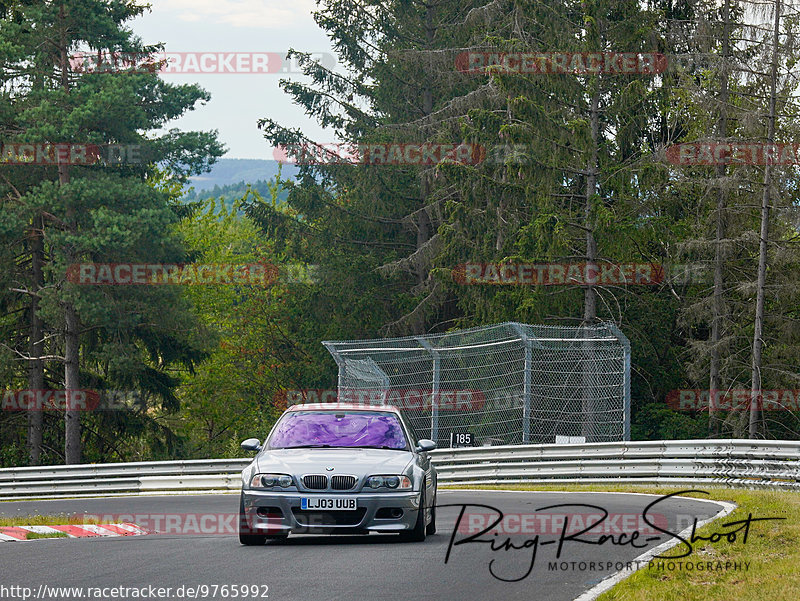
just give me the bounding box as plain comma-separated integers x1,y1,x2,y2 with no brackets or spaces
132,1,335,159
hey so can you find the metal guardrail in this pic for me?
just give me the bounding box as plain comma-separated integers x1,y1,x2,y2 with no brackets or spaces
0,459,250,499
432,439,800,489
0,439,798,499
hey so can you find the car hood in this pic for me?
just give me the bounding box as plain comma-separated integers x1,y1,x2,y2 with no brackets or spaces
254,448,413,478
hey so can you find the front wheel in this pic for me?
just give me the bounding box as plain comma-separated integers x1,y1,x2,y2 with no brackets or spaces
399,484,427,542
426,493,436,535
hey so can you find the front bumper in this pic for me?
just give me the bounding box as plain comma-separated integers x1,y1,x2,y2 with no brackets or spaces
241,489,421,534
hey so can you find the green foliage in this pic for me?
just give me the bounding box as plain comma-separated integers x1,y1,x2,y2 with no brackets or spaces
183,179,290,213
0,0,223,465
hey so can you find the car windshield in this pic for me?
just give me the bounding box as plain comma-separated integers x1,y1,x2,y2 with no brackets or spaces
268,411,408,450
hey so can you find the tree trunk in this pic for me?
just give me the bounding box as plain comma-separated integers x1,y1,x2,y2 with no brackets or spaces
61,150,80,463
27,214,44,465
584,86,600,324
749,0,781,439
408,1,436,335
58,3,81,463
416,2,435,284
64,300,81,464
709,0,731,437
581,83,600,441
709,190,725,437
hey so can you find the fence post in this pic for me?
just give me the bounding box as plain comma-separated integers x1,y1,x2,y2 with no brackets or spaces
581,334,594,441
322,342,345,394
605,324,631,441
510,323,532,444
416,338,440,442
623,341,631,441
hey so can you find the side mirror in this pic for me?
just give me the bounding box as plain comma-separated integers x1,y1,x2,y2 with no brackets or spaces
416,439,437,452
240,438,262,452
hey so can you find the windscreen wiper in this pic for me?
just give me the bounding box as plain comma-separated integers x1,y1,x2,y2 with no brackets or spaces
356,445,404,450
282,444,345,449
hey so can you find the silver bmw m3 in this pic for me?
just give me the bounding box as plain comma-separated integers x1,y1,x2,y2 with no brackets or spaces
238,403,437,545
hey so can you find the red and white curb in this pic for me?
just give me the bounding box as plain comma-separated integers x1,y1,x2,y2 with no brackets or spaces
0,523,147,542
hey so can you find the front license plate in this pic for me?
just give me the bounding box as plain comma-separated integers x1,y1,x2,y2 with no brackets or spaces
301,497,357,511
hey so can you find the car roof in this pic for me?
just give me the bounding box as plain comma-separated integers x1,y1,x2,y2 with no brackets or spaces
286,403,402,414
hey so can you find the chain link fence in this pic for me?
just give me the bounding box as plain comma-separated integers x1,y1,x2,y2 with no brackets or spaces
322,322,630,447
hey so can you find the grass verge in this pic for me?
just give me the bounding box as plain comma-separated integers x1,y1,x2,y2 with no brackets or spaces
442,484,800,601
24,531,69,540
0,514,100,527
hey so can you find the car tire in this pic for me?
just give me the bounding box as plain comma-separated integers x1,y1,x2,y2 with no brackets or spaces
238,494,267,546
399,483,427,542
426,492,436,535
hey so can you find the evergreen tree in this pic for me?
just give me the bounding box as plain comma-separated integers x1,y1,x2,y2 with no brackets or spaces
0,0,223,463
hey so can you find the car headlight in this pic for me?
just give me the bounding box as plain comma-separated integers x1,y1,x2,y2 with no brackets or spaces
250,473,294,488
366,475,412,490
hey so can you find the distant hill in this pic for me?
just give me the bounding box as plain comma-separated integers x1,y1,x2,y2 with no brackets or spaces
188,158,299,192
183,179,290,209
183,158,298,212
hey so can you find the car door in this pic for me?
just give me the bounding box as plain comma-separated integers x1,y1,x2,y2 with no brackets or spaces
399,413,436,499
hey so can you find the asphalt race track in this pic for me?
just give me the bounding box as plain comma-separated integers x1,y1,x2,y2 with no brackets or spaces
0,490,727,601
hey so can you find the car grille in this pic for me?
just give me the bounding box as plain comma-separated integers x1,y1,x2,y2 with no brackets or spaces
291,508,367,527
330,475,357,490
303,475,328,490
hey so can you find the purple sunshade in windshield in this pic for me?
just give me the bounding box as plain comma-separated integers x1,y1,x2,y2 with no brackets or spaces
269,412,407,449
